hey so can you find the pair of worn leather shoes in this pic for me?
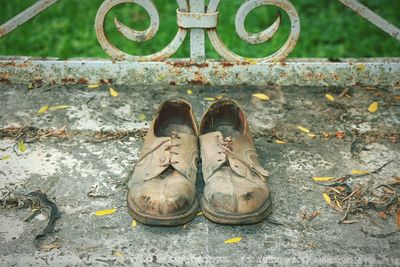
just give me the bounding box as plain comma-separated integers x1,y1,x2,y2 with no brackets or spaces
127,99,271,226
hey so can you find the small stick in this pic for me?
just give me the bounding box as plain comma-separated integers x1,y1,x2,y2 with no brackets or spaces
339,88,350,98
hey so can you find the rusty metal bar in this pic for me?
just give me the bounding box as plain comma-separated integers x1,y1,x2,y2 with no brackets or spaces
0,0,59,38
338,0,400,42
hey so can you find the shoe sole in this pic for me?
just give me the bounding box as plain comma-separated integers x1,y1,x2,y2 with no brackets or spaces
127,196,199,226
200,196,272,225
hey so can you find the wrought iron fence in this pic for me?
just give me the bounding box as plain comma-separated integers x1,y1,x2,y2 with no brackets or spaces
1,0,399,62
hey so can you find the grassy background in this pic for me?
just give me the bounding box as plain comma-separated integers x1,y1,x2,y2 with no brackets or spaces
0,0,399,59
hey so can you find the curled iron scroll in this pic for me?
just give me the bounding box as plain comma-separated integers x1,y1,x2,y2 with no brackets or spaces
95,0,300,62
207,0,300,62
95,0,188,61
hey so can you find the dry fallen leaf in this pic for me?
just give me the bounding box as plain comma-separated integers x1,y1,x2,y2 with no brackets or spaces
368,101,378,113
305,211,321,221
138,113,146,122
18,140,26,153
252,93,270,101
40,243,62,251
109,87,119,97
335,131,345,139
378,211,387,220
325,94,335,101
37,105,49,115
322,132,330,138
297,125,310,133
397,211,400,228
323,193,331,205
187,89,193,95
95,208,117,216
1,155,10,160
245,58,257,64
351,169,370,175
356,64,366,72
113,251,124,257
307,133,317,139
312,177,335,182
275,140,286,144
131,219,137,228
49,105,70,110
197,211,203,216
224,237,242,244
88,84,100,89
396,210,400,228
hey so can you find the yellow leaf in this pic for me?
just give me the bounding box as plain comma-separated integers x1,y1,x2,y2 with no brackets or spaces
138,113,146,122
312,177,335,182
356,64,366,72
245,58,257,64
109,87,119,97
88,84,100,89
252,93,270,101
215,95,223,100
37,105,49,115
224,237,242,244
95,208,117,216
351,169,370,175
187,89,193,95
49,105,70,110
197,211,203,216
297,125,310,133
275,140,286,144
368,101,378,113
131,220,137,228
325,94,335,101
18,141,26,152
1,155,10,160
113,252,124,257
323,193,331,205
307,133,317,138
204,97,215,101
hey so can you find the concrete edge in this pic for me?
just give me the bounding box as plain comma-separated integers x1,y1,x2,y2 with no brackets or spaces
1,57,400,87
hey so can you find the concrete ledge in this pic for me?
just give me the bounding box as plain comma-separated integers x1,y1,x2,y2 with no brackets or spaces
1,57,400,87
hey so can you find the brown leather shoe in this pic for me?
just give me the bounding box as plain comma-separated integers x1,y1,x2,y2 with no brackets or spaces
127,99,199,226
199,99,271,225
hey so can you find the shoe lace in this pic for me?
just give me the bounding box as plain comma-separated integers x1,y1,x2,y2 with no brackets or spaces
131,131,181,177
216,135,267,179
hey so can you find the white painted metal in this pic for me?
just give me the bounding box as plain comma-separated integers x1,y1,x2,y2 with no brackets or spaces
0,0,59,38
189,0,206,62
338,0,400,42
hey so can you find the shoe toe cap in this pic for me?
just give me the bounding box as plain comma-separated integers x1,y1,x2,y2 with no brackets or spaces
128,173,196,217
205,175,269,215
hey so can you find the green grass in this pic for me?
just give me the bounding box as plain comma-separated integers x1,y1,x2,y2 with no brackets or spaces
0,0,399,59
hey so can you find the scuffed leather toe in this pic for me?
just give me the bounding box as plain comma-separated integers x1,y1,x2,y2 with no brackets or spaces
128,170,196,217
204,167,269,215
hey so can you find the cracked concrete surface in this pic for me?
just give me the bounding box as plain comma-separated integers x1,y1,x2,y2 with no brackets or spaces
0,84,399,266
